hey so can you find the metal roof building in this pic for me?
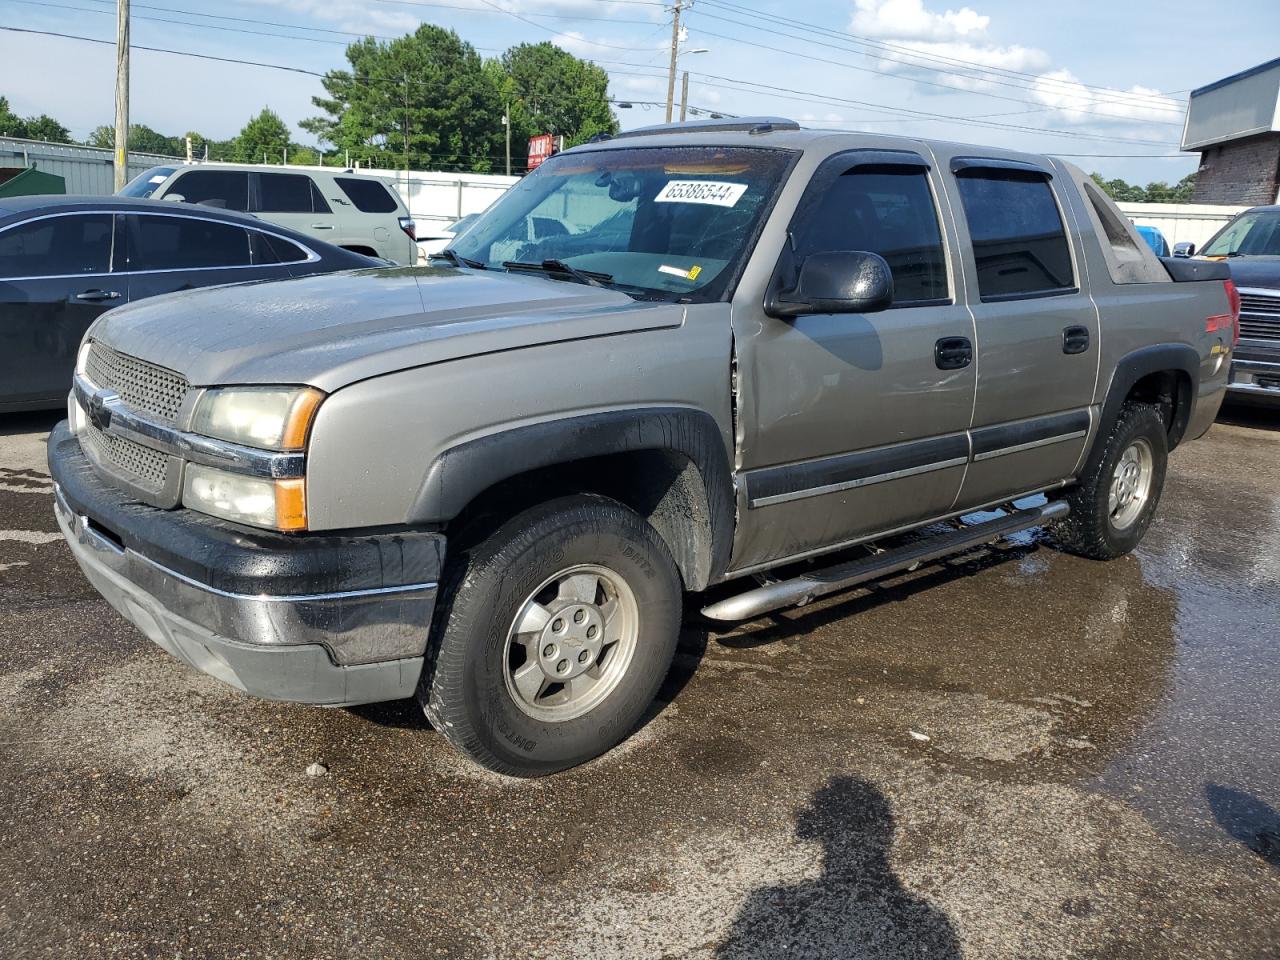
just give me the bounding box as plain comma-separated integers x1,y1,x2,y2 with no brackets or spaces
1181,57,1280,206
0,137,179,196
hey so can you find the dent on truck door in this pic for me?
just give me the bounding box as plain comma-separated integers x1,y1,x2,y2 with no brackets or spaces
948,157,1099,508
731,152,978,571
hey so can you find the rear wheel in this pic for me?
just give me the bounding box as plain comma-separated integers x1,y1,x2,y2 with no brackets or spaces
1056,402,1168,560
418,494,682,776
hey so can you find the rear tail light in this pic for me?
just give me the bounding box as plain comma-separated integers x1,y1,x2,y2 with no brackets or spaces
1225,278,1241,346
398,216,417,241
1206,279,1241,347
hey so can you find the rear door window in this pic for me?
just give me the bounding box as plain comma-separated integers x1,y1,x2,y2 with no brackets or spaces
167,170,250,212
954,170,1074,299
0,214,115,278
334,177,400,213
123,214,254,271
253,231,309,265
791,166,949,304
257,173,332,214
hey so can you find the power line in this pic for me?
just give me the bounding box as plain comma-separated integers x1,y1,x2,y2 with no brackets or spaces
615,67,1181,147
697,0,1186,113
682,16,1184,125
0,23,1182,151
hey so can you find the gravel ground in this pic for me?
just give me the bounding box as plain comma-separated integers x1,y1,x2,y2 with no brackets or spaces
1,405,1277,959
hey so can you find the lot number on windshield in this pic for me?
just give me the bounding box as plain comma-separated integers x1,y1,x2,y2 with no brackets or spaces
655,180,748,207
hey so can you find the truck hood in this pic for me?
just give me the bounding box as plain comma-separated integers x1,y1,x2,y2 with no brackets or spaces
88,266,684,392
1224,256,1280,291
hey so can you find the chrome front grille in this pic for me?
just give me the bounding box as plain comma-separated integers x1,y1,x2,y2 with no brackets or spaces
1240,292,1280,342
84,341,188,424
82,420,169,490
80,342,188,502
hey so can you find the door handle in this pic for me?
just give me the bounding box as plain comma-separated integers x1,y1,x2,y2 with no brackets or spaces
74,289,122,302
934,336,973,370
1063,325,1090,355
310,224,334,230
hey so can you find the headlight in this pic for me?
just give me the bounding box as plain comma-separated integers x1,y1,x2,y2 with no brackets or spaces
183,465,307,531
191,386,324,451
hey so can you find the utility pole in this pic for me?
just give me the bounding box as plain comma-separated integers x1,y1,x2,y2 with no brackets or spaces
665,0,683,123
680,71,690,122
504,102,511,177
112,0,129,191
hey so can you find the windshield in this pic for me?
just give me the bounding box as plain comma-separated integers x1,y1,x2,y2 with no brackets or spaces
118,166,178,199
450,145,795,301
1201,209,1280,258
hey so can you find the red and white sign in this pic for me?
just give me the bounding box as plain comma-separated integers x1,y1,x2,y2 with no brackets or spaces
527,134,556,170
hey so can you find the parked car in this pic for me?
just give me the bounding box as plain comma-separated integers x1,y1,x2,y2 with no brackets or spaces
1196,205,1280,405
119,164,417,265
0,195,377,411
1134,223,1170,257
416,213,482,257
50,118,1236,777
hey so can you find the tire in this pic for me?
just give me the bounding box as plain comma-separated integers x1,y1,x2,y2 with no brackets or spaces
418,494,682,777
1055,401,1168,560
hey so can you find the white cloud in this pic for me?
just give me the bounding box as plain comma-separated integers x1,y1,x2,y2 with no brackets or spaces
850,0,989,41
1030,69,1183,125
243,0,419,35
848,0,1182,127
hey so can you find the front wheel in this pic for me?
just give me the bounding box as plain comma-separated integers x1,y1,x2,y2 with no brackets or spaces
418,494,682,777
1056,401,1168,560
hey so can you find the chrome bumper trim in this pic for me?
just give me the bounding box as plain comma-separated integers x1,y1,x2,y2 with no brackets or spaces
54,483,436,666
73,374,306,479
1228,358,1280,395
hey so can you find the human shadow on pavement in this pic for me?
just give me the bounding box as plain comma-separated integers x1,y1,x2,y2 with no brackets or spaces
716,776,961,959
1205,784,1280,868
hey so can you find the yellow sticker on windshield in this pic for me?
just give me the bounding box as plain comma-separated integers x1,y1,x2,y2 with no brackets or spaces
659,264,702,282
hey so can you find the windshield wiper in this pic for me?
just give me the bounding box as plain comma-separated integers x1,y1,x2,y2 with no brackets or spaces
429,248,486,269
502,259,613,287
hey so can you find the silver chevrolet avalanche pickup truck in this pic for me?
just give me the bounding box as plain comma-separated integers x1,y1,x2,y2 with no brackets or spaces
50,118,1239,776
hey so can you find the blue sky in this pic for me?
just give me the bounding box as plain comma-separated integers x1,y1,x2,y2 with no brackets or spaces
1,0,1277,183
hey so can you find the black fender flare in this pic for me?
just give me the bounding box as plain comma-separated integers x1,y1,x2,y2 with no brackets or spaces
1085,343,1200,475
410,406,736,587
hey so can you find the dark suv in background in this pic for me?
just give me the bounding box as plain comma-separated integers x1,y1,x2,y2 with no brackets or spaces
1194,205,1280,405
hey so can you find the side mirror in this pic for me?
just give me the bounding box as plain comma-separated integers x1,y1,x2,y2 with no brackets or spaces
1172,241,1196,258
162,193,185,202
766,250,894,318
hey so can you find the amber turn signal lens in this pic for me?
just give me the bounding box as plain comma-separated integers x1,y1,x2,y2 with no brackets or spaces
273,478,308,532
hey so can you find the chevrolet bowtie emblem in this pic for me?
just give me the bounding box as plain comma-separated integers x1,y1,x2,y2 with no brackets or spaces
87,393,113,432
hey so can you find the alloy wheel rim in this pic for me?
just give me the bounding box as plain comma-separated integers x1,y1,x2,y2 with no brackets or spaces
503,563,639,722
1108,438,1154,531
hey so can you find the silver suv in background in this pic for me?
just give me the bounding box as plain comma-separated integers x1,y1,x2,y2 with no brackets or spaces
120,164,417,264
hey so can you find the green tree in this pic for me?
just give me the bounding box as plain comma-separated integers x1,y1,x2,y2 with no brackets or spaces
499,42,617,151
0,97,71,142
234,108,291,163
303,25,504,172
87,123,181,155
1090,171,1197,204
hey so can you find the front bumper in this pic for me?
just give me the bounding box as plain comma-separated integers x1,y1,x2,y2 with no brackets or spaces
1227,356,1280,404
49,421,444,706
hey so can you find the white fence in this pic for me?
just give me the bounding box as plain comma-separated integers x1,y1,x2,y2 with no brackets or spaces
1115,201,1244,249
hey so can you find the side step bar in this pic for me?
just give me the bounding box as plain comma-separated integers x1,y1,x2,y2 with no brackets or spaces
701,500,1069,622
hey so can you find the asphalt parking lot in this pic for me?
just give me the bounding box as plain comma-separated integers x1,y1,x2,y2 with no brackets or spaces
1,407,1278,959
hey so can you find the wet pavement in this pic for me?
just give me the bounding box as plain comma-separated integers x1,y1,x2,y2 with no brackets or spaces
1,406,1277,959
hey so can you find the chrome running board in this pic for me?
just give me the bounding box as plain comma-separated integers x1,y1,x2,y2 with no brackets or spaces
701,500,1069,622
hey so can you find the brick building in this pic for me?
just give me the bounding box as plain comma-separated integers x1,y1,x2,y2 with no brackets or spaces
1182,57,1280,206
